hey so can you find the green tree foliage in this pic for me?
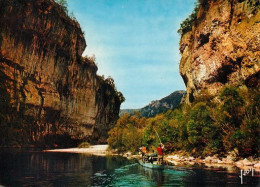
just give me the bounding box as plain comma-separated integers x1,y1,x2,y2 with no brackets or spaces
216,87,260,157
178,0,211,36
178,2,199,35
104,76,125,103
56,0,68,8
108,86,259,157
55,0,68,13
186,102,220,156
219,87,244,126
107,113,145,153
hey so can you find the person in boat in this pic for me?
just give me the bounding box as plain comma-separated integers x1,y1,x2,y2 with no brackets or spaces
148,150,157,164
139,146,147,161
157,143,164,165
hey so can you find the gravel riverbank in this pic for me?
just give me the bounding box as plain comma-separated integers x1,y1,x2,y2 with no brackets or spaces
44,146,260,171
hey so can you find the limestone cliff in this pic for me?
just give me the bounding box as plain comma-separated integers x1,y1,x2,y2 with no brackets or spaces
0,0,123,146
179,0,260,103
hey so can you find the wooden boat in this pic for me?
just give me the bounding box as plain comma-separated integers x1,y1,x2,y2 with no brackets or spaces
138,159,164,170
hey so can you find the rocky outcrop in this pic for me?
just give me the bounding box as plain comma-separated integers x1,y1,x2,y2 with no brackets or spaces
120,90,186,117
140,90,186,117
0,0,123,146
179,0,260,103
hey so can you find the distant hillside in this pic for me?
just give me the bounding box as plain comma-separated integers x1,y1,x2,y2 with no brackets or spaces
120,90,186,117
119,109,139,116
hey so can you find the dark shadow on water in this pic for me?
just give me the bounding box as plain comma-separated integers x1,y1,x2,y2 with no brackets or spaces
0,149,259,186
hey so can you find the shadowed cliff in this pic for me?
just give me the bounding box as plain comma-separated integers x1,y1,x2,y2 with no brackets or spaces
0,0,124,147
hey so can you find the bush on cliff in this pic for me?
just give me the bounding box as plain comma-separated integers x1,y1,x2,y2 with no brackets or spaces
55,0,68,13
178,0,211,36
178,1,199,35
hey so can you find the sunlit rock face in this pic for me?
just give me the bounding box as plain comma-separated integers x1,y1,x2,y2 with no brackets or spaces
0,0,122,146
179,0,260,103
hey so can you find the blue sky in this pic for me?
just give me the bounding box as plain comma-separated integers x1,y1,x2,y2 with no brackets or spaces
67,0,196,109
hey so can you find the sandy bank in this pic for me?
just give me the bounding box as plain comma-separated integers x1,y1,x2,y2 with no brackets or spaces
44,145,110,156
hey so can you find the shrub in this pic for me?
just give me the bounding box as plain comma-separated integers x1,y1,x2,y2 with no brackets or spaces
78,142,90,148
178,2,199,35
55,0,68,13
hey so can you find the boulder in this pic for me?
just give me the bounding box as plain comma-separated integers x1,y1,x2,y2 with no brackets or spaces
254,162,260,168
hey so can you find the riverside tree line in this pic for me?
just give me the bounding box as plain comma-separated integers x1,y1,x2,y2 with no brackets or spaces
108,86,259,158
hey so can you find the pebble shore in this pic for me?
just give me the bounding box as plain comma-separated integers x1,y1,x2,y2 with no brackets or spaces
44,146,260,171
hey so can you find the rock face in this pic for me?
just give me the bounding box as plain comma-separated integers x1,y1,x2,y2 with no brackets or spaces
140,90,186,117
120,90,186,117
179,0,260,103
0,0,123,146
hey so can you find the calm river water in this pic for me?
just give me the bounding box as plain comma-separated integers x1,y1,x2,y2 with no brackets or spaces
0,149,259,187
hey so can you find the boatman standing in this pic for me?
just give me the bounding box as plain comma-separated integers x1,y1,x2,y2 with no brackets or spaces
157,143,164,165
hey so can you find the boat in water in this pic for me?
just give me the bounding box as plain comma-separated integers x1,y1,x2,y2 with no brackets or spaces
138,159,164,170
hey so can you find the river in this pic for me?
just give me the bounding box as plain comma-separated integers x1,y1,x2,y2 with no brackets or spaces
0,149,258,186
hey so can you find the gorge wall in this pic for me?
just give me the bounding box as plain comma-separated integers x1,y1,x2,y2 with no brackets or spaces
179,0,260,103
0,0,123,146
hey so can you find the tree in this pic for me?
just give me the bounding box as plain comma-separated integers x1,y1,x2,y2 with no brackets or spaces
186,102,218,155
107,113,145,153
56,0,67,7
55,0,68,13
178,1,199,35
219,87,244,127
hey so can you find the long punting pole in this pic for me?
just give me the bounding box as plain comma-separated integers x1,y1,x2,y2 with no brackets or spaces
154,128,162,144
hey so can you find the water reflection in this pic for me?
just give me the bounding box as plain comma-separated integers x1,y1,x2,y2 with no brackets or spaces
0,150,94,186
0,149,259,186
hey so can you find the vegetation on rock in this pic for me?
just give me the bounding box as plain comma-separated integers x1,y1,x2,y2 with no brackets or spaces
55,0,68,13
179,0,259,104
177,1,199,35
178,0,211,35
